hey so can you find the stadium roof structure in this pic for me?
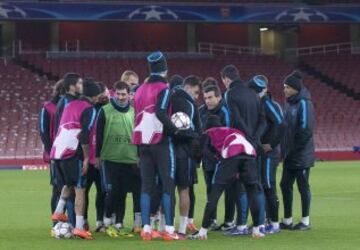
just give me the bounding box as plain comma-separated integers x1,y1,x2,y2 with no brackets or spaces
1,1,360,22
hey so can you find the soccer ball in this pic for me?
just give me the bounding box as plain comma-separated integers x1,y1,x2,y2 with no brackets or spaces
53,222,74,239
0,3,26,18
171,112,191,130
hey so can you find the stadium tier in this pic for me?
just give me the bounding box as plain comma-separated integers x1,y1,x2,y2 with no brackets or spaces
0,54,358,162
301,55,360,94
0,60,52,160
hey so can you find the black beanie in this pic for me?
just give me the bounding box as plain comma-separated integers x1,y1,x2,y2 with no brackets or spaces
248,75,268,93
205,115,222,130
169,74,184,89
147,51,168,76
83,78,101,97
284,71,303,92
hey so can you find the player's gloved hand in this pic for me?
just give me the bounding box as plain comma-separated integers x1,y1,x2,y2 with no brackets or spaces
82,158,89,175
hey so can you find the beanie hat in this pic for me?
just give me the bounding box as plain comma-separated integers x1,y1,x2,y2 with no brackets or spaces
63,72,80,91
205,115,222,130
248,75,268,93
169,74,184,89
284,71,303,92
63,72,80,85
83,78,101,97
147,51,168,76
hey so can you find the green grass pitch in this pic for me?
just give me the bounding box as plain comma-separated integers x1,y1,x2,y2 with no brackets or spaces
0,161,359,250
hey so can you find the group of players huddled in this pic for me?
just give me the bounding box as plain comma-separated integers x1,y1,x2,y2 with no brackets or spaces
39,51,315,240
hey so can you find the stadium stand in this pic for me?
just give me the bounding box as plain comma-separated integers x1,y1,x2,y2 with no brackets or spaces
0,60,52,161
0,53,356,163
301,55,360,94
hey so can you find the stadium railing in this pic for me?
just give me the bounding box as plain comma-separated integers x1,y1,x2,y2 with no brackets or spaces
45,51,213,59
198,42,262,56
285,42,353,57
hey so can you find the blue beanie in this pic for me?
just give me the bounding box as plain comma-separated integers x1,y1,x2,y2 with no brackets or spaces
147,51,168,76
248,75,268,93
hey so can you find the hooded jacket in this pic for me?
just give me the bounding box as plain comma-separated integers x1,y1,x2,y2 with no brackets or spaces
281,87,315,169
170,85,202,160
199,99,230,129
171,86,202,137
224,79,266,150
199,99,230,171
260,94,285,149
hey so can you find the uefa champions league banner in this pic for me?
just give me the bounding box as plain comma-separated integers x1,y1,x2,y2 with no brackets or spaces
0,2,360,23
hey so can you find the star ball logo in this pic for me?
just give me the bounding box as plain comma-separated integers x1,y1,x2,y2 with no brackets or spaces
128,5,178,21
0,3,26,18
276,7,328,22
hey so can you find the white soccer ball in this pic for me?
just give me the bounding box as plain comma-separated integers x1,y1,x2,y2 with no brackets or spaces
171,112,191,130
53,222,74,239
